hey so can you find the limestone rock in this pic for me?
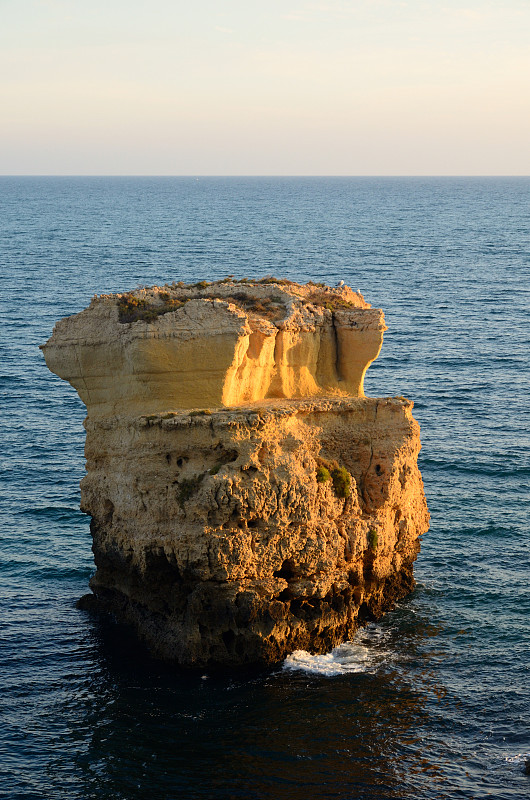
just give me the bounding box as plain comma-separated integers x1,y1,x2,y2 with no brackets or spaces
41,278,429,668
41,279,386,418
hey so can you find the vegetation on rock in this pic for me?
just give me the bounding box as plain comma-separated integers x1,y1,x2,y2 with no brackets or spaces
316,458,351,499
305,289,357,311
368,529,379,550
331,466,351,498
177,474,205,507
117,293,188,323
116,277,366,326
316,465,331,483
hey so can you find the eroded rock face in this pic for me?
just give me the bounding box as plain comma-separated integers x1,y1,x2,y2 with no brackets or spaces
41,279,429,668
41,279,386,417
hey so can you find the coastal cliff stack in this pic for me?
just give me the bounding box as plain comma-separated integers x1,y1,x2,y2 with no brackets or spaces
41,278,430,667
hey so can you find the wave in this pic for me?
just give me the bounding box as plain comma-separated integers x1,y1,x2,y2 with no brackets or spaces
420,458,530,478
283,627,391,676
19,505,84,523
505,753,530,774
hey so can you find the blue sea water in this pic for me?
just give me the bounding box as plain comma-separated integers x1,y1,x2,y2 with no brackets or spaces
1,176,529,800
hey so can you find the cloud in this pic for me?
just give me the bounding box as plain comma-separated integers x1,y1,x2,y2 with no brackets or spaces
214,26,234,34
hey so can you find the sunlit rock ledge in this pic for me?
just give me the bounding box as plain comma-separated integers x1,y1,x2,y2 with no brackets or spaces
41,278,429,668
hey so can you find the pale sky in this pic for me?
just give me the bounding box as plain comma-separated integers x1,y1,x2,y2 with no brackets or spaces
1,0,529,174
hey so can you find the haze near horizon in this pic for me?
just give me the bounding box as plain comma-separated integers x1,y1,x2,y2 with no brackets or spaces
2,0,529,176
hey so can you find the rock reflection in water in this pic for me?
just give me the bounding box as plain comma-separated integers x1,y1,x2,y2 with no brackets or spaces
69,610,450,800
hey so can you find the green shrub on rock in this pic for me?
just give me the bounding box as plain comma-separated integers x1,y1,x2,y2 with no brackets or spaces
331,466,351,499
368,529,378,550
316,465,331,483
315,458,351,499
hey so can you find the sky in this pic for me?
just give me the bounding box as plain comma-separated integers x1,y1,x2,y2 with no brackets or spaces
1,0,529,175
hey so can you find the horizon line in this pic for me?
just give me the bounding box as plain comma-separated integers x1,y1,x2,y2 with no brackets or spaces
1,173,529,179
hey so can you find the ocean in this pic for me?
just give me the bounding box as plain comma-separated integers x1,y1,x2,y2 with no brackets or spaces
1,176,529,799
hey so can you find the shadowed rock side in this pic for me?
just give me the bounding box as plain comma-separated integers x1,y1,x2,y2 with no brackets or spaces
41,279,429,668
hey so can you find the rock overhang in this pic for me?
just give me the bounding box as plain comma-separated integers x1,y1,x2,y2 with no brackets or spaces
41,278,387,418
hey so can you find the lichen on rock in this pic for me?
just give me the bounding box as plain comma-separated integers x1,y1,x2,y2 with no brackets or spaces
41,278,429,668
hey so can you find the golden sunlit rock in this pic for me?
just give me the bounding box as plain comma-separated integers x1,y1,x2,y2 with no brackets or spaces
42,278,429,667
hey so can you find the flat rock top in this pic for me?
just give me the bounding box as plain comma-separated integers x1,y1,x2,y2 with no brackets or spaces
101,277,372,328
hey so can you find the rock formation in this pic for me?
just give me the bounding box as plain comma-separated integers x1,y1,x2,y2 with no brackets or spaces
41,278,429,667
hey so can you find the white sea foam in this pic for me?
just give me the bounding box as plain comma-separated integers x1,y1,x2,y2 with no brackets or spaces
505,752,530,771
283,627,391,676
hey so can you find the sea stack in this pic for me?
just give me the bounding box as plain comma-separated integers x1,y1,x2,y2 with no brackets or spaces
41,278,429,667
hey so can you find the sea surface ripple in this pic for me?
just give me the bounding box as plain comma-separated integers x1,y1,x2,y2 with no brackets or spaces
1,177,529,799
